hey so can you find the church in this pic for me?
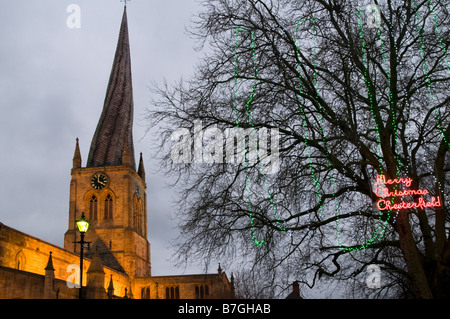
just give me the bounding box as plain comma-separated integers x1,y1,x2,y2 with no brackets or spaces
0,5,234,299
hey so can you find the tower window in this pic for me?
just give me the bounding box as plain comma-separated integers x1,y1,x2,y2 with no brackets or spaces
104,194,113,220
89,195,98,221
133,195,144,234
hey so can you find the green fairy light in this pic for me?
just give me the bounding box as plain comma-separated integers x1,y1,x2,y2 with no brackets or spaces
429,0,450,73
411,0,449,216
377,26,402,176
234,27,285,246
336,9,396,253
310,16,332,219
413,0,450,149
294,19,330,223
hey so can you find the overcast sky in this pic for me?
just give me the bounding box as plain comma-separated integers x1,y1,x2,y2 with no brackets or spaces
0,0,207,276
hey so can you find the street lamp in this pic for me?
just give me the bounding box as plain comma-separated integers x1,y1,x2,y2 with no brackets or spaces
75,212,90,299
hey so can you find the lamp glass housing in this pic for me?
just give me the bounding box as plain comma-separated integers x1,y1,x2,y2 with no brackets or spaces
76,213,90,233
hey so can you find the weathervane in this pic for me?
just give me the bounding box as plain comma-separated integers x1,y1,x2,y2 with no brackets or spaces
121,0,130,6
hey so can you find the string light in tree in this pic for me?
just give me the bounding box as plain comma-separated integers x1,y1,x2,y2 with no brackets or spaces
293,19,331,224
229,1,447,249
234,27,285,246
429,0,450,73
311,16,338,221
335,9,397,253
412,0,449,216
413,0,450,149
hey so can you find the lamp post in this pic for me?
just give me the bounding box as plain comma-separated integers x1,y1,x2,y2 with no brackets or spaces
75,212,90,299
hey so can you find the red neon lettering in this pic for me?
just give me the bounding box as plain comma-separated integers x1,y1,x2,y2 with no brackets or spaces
374,175,413,188
373,175,439,212
376,196,441,211
374,187,429,198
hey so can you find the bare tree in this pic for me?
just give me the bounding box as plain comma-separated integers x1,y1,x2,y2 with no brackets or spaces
232,267,278,299
147,0,450,298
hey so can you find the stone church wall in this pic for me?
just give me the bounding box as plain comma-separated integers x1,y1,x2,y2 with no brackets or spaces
0,222,131,298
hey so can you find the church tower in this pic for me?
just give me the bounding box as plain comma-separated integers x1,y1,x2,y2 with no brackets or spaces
64,6,151,278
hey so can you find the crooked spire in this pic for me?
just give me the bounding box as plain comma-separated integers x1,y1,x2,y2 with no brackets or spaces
87,6,136,169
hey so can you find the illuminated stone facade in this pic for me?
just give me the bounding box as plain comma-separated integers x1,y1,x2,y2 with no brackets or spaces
0,6,234,299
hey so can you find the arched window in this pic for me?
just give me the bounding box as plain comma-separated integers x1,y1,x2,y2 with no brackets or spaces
195,285,208,299
166,286,179,299
141,287,150,299
104,194,113,220
89,195,98,221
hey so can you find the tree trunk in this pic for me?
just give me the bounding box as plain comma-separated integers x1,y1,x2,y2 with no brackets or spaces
396,212,433,298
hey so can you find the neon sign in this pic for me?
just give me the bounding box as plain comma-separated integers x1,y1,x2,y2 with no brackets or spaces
374,175,441,211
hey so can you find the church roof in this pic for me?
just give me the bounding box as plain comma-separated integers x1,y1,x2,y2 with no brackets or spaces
87,248,105,274
85,238,126,274
87,6,136,169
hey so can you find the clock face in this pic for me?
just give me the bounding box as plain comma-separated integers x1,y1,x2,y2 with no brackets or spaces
91,173,108,190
